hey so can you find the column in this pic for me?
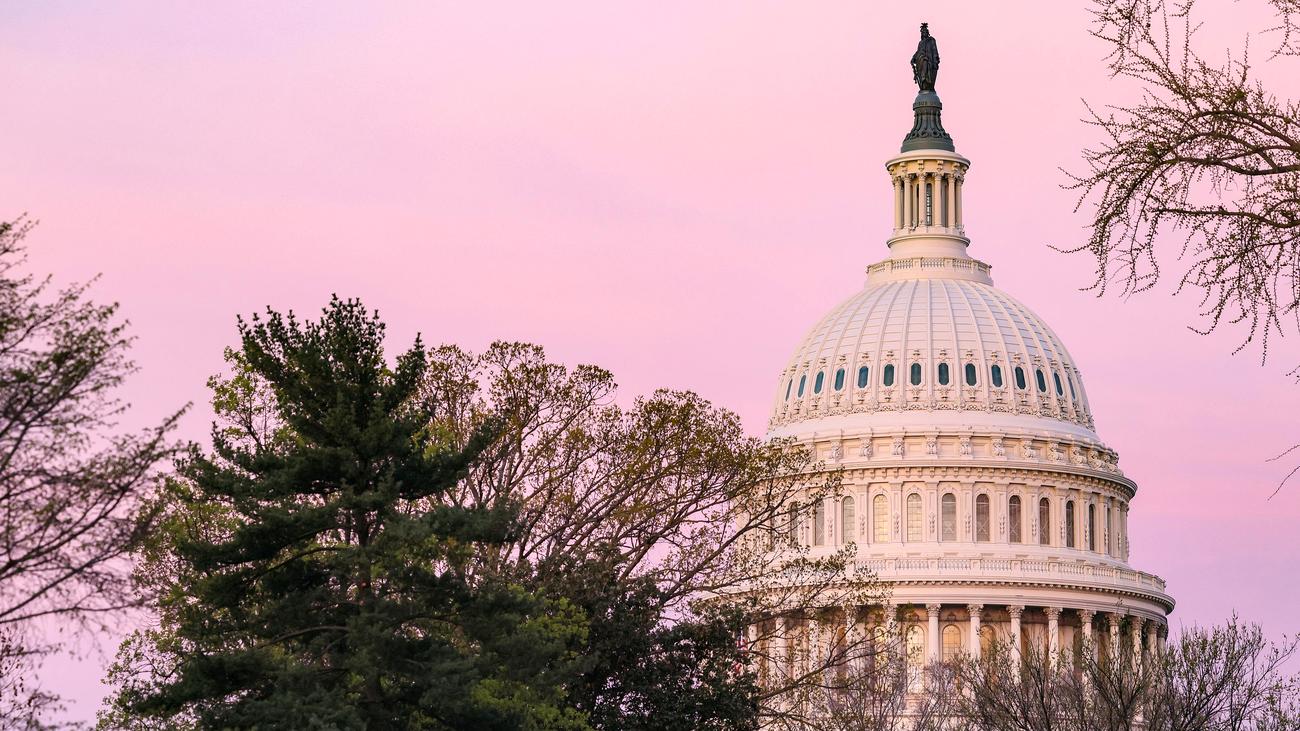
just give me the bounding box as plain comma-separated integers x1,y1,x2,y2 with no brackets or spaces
1108,612,1123,661
1079,609,1096,665
1008,605,1024,665
926,604,941,664
893,176,903,230
1131,617,1146,670
1045,607,1062,669
954,175,963,227
968,604,983,659
1145,621,1158,659
903,175,913,229
946,171,956,227
774,615,789,682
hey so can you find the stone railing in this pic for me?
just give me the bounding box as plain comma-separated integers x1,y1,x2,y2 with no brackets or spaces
852,555,1168,595
866,256,989,278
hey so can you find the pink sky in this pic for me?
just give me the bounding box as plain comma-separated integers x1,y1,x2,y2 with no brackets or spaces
3,1,1298,721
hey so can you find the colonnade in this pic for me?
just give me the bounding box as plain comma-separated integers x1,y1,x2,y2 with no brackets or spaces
754,602,1166,687
893,170,963,230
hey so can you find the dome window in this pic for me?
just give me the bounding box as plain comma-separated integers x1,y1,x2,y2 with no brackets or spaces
1066,500,1076,548
909,362,922,386
857,366,869,388
964,363,977,386
940,493,956,541
833,368,846,391
1038,498,1051,545
1014,366,1027,390
991,364,1004,388
873,494,890,543
797,375,806,397
1068,374,1077,399
813,372,825,394
883,364,895,387
1035,369,1048,392
785,379,792,401
1008,495,1022,543
906,494,921,542
937,362,950,385
975,494,990,542
1053,372,1064,396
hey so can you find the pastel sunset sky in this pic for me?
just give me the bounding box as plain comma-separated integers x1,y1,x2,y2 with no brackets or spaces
2,1,1297,721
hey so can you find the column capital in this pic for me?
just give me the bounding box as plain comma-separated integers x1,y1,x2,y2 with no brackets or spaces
1078,608,1096,623
1007,605,1025,619
1107,612,1124,628
967,604,983,617
926,603,942,616
1044,606,1062,621
1131,616,1147,629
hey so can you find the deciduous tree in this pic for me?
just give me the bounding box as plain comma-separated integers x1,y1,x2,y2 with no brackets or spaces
0,217,178,726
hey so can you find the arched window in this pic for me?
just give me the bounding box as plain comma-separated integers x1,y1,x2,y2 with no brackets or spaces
938,362,950,385
1008,495,1022,543
1038,498,1050,545
1088,503,1097,551
841,497,855,544
789,502,801,544
1014,366,1027,390
873,494,890,543
834,368,846,391
942,624,962,662
924,181,934,226
1066,500,1076,548
991,364,1004,388
910,362,922,386
965,362,977,386
975,494,990,542
941,493,957,541
1105,503,1112,555
1053,372,1064,396
814,371,825,394
1035,369,1048,393
906,625,925,691
883,364,896,387
906,493,922,542
857,366,869,388
814,501,825,546
784,379,792,401
797,375,806,397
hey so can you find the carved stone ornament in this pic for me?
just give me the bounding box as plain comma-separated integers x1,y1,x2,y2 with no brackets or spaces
963,515,971,537
958,437,972,457
992,436,1005,457
892,435,905,456
1049,442,1064,462
925,436,938,456
830,442,843,462
1021,441,1036,459
860,440,873,458
928,513,936,535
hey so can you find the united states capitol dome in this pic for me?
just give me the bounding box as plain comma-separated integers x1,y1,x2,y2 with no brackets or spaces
746,24,1171,698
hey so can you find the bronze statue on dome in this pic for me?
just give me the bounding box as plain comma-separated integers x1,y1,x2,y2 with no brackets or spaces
911,22,940,92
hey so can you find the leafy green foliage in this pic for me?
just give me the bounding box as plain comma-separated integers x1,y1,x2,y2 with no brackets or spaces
104,298,588,730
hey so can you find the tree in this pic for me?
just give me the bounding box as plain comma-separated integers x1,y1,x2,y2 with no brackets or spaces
943,618,1299,731
1065,0,1300,368
0,217,178,726
102,299,589,729
416,342,884,729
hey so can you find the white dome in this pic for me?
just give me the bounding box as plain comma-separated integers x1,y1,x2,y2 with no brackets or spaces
769,269,1097,442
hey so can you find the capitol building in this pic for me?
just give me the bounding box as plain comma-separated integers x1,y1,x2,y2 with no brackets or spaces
759,24,1172,693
